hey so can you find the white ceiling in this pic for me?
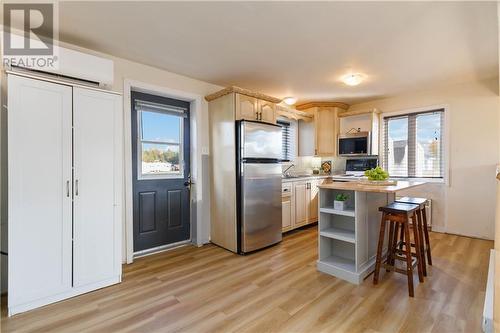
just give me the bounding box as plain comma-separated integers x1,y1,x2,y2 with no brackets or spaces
57,1,498,104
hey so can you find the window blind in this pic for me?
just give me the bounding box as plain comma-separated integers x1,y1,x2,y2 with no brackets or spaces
277,120,295,161
135,100,188,118
383,109,444,178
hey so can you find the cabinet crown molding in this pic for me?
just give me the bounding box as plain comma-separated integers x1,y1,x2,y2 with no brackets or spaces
295,101,350,111
276,105,314,121
205,86,281,103
337,108,381,118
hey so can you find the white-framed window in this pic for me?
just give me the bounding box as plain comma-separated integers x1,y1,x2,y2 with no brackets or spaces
277,119,296,162
383,108,444,179
136,100,187,179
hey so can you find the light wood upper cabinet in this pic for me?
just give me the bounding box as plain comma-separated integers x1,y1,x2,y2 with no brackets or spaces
234,93,276,124
258,100,276,124
315,107,339,156
235,93,259,121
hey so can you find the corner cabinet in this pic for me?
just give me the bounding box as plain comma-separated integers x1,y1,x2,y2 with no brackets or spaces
7,74,123,316
296,102,349,157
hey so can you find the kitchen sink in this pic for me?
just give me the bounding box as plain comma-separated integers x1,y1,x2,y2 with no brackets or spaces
282,175,301,179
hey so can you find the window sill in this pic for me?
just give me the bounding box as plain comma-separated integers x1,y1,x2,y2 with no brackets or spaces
392,177,445,184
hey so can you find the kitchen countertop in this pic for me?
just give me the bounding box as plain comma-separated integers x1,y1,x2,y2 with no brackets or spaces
282,175,333,183
318,180,425,193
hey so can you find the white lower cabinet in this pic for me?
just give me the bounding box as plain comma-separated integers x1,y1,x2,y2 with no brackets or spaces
7,74,123,315
281,183,293,231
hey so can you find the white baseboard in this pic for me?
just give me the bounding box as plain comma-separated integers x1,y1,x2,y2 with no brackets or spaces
8,275,121,316
430,225,446,233
482,250,494,333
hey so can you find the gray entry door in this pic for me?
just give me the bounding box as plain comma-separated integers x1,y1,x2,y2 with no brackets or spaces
131,91,191,252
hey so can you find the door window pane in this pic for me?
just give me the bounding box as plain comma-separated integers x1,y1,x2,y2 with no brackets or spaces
141,111,181,143
386,117,408,177
139,110,183,178
141,143,180,176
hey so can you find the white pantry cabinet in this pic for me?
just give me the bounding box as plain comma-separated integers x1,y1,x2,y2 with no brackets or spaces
7,74,123,315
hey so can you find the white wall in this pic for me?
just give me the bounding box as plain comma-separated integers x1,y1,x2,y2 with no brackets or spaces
73,44,223,258
349,78,499,240
0,39,223,268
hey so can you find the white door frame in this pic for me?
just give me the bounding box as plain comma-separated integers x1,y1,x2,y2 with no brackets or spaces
123,79,204,264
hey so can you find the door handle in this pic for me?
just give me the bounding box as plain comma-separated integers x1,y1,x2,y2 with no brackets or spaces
184,174,193,189
66,180,70,197
75,179,79,196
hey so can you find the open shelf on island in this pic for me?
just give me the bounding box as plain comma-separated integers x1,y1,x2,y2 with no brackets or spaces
320,227,355,243
318,255,356,273
319,207,355,217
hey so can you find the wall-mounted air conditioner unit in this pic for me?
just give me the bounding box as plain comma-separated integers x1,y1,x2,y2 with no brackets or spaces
6,33,114,87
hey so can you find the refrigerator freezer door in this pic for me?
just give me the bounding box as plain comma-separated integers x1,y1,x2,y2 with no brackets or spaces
241,162,282,252
241,121,282,160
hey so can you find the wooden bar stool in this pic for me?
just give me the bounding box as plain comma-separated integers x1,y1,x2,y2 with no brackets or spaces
373,202,424,297
396,197,432,270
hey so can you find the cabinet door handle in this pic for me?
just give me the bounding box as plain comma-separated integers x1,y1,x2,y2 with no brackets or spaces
75,179,79,196
306,182,311,189
66,180,70,197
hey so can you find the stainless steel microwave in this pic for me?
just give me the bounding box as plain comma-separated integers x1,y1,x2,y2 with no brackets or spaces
338,132,371,156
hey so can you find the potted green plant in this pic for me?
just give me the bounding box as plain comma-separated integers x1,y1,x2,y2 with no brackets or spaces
334,193,349,211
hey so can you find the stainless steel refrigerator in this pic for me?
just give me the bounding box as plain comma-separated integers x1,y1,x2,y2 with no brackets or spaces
236,120,282,253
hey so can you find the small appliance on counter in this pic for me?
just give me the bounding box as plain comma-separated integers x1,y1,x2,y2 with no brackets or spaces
345,157,378,176
332,157,379,181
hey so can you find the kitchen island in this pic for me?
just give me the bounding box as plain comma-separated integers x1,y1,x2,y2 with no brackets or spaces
316,181,425,284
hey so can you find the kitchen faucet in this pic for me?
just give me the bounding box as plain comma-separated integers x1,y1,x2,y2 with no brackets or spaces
282,163,295,177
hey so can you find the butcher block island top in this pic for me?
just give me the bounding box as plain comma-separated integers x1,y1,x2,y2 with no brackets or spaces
316,180,426,284
318,180,425,193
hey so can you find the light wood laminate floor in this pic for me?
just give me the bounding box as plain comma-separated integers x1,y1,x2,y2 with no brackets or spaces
1,226,492,333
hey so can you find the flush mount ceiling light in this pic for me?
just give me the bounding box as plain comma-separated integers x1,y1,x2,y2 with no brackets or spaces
282,97,297,105
342,73,365,86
